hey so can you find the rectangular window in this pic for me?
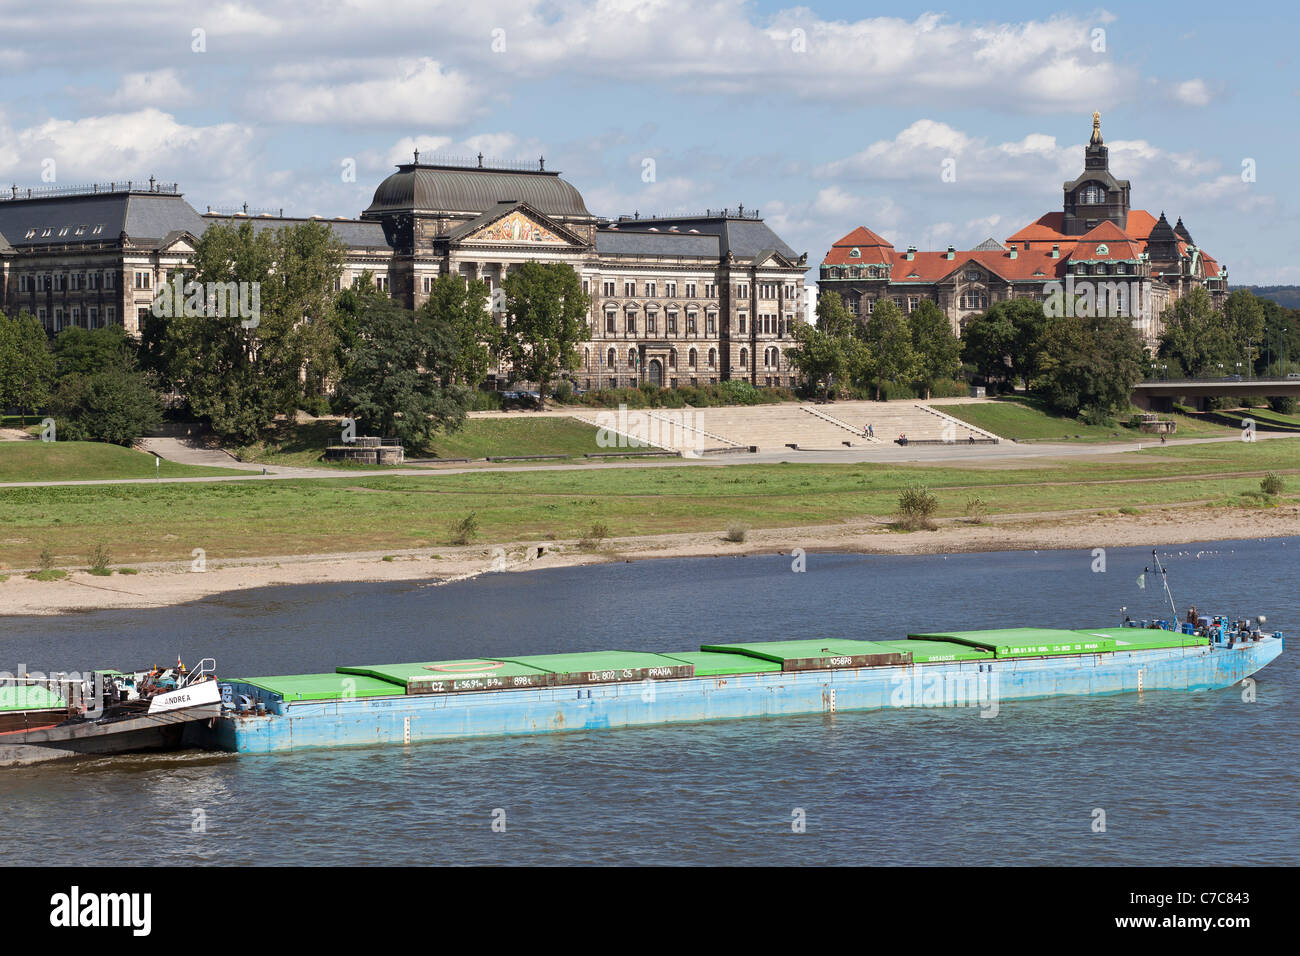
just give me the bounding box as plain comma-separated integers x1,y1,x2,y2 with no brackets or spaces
582,279,590,296
375,276,389,292
739,315,747,334
707,316,715,335
737,284,748,299
624,280,635,297
137,307,148,326
605,313,616,333
645,281,656,298
667,315,677,334
627,314,637,333
105,306,116,324
88,306,99,327
54,307,63,329
647,315,656,333
53,274,65,291
665,281,677,298
70,273,81,291
603,280,615,297
705,283,716,298
18,275,27,292
134,271,151,290
37,307,47,324
71,307,81,326
687,315,696,334
685,282,696,298
105,271,115,290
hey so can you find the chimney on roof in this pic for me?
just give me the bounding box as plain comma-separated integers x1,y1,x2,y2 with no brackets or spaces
905,245,916,261
1009,247,1017,259
1051,243,1060,259
945,245,955,260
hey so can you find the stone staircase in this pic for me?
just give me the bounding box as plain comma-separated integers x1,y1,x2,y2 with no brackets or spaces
566,400,1001,453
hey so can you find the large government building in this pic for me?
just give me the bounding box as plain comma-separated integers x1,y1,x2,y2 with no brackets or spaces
818,114,1228,347
0,157,809,389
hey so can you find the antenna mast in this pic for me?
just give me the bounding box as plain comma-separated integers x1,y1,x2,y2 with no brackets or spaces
1150,549,1178,624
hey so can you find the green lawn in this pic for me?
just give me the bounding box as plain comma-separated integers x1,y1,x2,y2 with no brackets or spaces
1206,407,1300,431
1,438,1295,569
941,397,1237,442
233,417,610,466
0,441,248,483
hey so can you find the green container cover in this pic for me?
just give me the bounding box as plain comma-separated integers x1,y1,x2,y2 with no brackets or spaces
0,684,66,712
699,638,901,666
908,628,1115,658
1072,627,1208,651
337,659,552,688
238,673,405,702
871,639,993,663
492,651,690,677
659,650,784,676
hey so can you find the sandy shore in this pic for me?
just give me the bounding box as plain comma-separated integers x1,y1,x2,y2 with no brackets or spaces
2,503,1297,616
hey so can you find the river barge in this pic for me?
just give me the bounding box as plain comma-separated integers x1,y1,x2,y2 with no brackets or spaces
0,660,223,767
205,615,1282,756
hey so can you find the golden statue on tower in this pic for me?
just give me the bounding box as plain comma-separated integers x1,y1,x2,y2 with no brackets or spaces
1091,110,1103,145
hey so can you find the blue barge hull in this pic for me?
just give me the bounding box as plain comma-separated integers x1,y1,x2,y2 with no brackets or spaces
205,638,1282,756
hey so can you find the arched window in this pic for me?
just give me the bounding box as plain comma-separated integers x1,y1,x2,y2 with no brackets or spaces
669,348,677,369
771,348,780,370
607,347,616,368
689,348,697,368
628,348,637,366
739,347,748,368
584,347,590,368
708,348,716,368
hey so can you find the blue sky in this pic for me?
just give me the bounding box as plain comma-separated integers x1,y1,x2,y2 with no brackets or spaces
2,0,1295,283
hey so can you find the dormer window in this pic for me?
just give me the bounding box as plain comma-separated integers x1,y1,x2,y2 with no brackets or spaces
849,247,861,258
24,228,36,238
91,225,104,235
1095,244,1109,255
58,226,69,237
40,227,52,237
74,225,87,236
1081,185,1105,204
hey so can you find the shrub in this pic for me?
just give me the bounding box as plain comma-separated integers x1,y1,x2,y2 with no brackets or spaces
449,512,479,546
28,569,68,582
964,497,988,523
1119,506,1141,516
1269,396,1297,415
577,522,609,551
38,547,55,572
88,543,112,576
118,568,139,575
551,380,574,403
896,485,939,530
723,523,748,542
1260,472,1285,496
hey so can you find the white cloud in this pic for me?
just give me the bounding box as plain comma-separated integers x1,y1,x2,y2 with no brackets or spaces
1174,78,1212,107
249,58,480,126
0,109,255,184
108,69,193,108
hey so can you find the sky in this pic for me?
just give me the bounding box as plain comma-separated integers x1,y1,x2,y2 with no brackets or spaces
1,0,1296,284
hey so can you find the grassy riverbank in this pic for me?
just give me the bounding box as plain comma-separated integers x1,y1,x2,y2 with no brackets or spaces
1,439,1295,570
0,441,248,482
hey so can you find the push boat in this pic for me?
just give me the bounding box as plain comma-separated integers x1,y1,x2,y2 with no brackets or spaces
206,557,1282,756
0,659,222,767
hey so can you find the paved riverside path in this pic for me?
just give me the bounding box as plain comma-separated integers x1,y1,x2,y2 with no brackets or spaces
133,436,350,478
2,431,1297,489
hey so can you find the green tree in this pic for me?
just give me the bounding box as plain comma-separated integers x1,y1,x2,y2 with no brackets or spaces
419,274,498,386
497,261,590,407
815,290,858,339
909,299,962,399
861,299,915,400
160,220,345,443
0,310,55,425
1223,289,1265,367
1032,314,1145,420
52,324,136,378
1158,287,1232,377
788,322,847,400
961,307,1017,388
336,295,471,447
49,366,163,445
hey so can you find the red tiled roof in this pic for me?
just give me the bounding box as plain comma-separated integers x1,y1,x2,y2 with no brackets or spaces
889,248,1066,283
1068,221,1143,261
822,225,896,265
1124,209,1157,238
1006,213,1066,242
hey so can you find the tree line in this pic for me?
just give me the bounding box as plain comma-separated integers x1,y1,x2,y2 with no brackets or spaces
796,287,1300,425
1,219,591,447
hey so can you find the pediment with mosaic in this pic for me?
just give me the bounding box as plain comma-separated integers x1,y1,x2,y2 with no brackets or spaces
471,210,567,244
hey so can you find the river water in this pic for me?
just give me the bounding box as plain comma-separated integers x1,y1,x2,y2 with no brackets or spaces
2,539,1296,865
